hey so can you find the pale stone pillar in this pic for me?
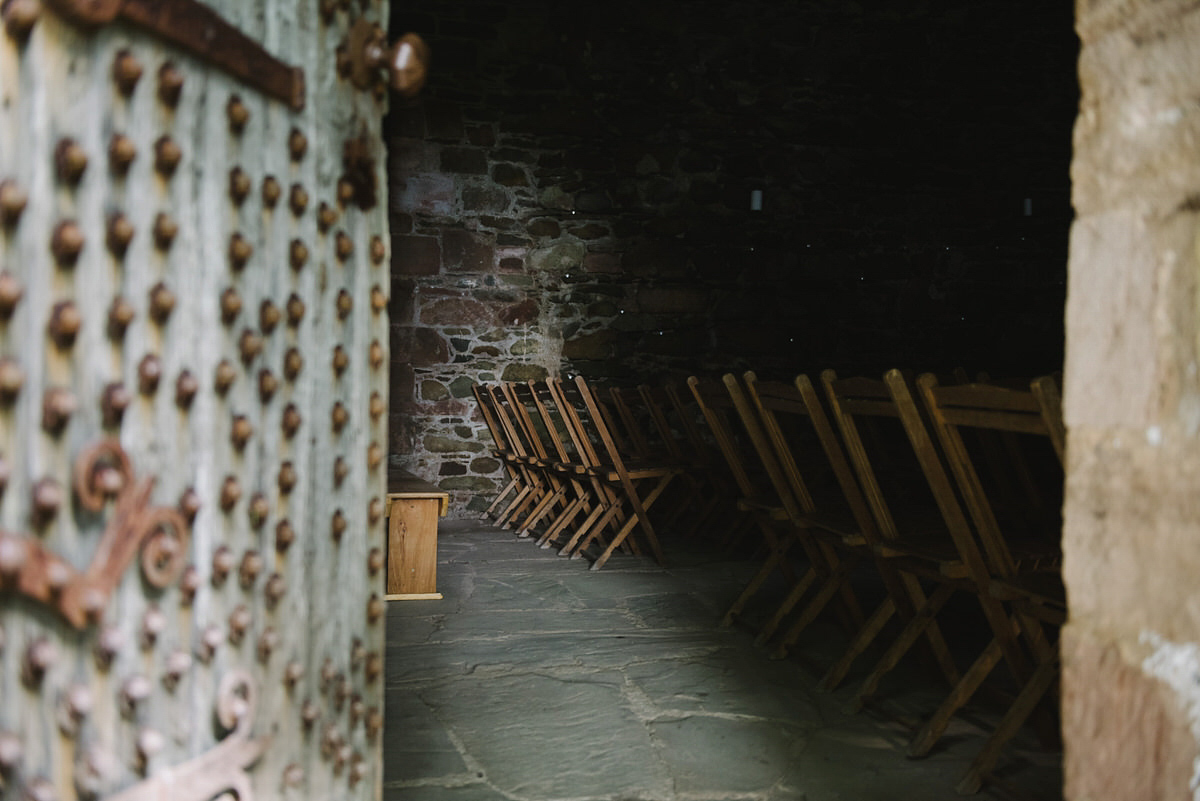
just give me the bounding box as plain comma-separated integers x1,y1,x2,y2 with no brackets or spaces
1064,1,1200,797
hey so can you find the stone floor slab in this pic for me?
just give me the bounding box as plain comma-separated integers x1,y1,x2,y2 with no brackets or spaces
384,521,1062,801
423,672,673,800
648,715,805,795
384,692,471,783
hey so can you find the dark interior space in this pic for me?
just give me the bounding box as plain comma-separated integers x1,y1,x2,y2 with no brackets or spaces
384,0,1080,507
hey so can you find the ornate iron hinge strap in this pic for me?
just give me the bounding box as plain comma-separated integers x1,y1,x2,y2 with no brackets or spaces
42,0,305,110
0,440,190,628
105,671,271,801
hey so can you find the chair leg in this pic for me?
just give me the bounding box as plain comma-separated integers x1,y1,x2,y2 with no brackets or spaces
753,567,818,643
589,474,675,570
819,597,896,691
721,522,799,628
483,474,521,519
537,494,588,546
514,483,566,537
901,573,962,689
847,582,955,713
493,483,534,528
955,653,1060,795
769,560,855,660
909,637,1004,758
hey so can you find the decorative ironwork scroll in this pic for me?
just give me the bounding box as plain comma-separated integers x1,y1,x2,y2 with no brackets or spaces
104,671,271,801
0,440,190,628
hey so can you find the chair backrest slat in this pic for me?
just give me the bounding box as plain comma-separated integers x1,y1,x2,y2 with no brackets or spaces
914,372,1065,579
688,375,760,500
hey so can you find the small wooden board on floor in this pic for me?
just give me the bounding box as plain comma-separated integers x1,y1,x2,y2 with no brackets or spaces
386,468,450,601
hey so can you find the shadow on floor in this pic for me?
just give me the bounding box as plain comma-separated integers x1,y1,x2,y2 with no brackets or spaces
383,520,1062,801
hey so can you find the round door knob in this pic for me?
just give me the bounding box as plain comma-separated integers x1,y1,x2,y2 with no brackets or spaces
377,32,429,97
348,21,429,98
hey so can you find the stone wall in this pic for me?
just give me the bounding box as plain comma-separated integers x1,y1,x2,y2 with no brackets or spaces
1062,2,1200,797
385,0,1078,512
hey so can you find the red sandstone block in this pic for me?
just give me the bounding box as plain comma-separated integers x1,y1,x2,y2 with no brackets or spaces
443,229,495,273
419,297,497,327
500,299,539,325
392,235,442,276
391,326,450,367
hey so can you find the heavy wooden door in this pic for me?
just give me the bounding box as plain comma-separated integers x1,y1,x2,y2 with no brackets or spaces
0,2,391,799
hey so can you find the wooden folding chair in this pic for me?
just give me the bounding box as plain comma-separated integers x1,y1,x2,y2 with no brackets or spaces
665,380,745,544
568,375,684,568
687,374,824,633
609,385,705,539
910,371,1065,794
725,372,875,653
521,380,607,550
638,383,724,539
538,377,630,560
815,370,973,701
501,381,579,538
472,383,537,526
484,383,556,530
542,378,676,568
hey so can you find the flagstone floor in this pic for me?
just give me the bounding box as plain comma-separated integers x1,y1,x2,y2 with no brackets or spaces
383,520,1061,801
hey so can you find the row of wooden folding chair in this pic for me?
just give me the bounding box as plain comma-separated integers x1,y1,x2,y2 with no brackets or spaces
700,367,1064,795
687,374,868,644
474,377,694,569
905,371,1064,794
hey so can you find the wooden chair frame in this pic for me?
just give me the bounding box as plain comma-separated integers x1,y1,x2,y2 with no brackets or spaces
912,371,1065,793
472,383,538,527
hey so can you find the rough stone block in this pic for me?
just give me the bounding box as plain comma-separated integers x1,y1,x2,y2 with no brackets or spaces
393,174,457,217
470,457,501,474
491,163,529,186
566,223,610,240
1063,626,1197,801
501,364,549,382
439,476,496,491
499,299,538,325
390,211,414,234
424,434,485,454
462,184,511,213
390,279,416,324
526,218,561,238
449,376,478,398
574,190,612,212
392,327,451,367
583,252,622,274
393,235,442,276
420,298,498,327
421,380,450,401
440,147,489,174
388,411,416,454
391,363,415,404
529,241,586,273
1063,211,1160,429
1064,426,1200,636
562,330,616,360
390,137,439,173
538,186,574,210
466,124,496,147
444,229,495,273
